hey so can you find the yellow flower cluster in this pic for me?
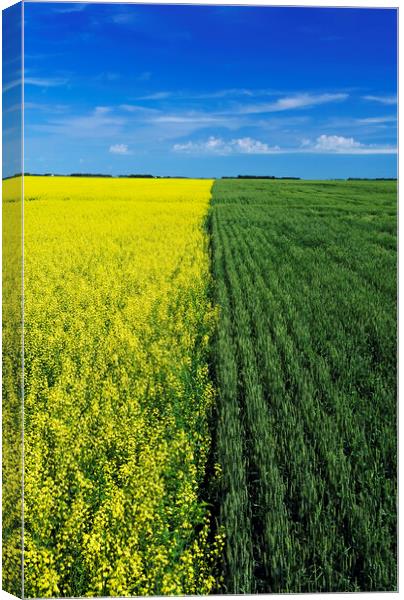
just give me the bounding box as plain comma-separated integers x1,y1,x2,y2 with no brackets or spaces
22,177,223,596
2,177,23,597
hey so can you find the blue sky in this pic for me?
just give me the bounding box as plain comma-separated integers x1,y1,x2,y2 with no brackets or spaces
2,2,22,177
19,2,398,178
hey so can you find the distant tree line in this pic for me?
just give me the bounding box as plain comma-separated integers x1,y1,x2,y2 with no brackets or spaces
70,173,113,178
222,175,301,180
118,175,190,179
347,177,397,181
2,173,22,180
19,173,191,179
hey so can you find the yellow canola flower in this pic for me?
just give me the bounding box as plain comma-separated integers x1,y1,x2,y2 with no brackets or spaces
18,177,223,597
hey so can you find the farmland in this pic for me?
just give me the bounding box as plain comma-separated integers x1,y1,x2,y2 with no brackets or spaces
2,177,23,598
209,179,397,593
1,176,397,596
22,177,222,597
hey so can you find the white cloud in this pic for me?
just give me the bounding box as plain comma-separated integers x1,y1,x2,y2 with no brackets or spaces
25,76,69,87
138,89,346,115
305,134,396,154
237,92,348,114
147,108,247,131
3,103,21,114
173,136,280,155
314,134,361,151
356,115,397,124
274,93,347,111
24,102,69,114
3,78,21,92
3,77,69,92
173,139,219,154
153,114,226,124
32,107,125,139
173,134,396,156
192,88,255,99
136,88,348,105
120,104,159,115
135,88,279,102
109,144,130,155
234,137,280,154
174,88,261,100
94,106,112,115
137,92,172,100
363,95,397,105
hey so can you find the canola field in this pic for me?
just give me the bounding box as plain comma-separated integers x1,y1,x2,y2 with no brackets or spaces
2,177,23,598
22,177,222,597
2,176,397,596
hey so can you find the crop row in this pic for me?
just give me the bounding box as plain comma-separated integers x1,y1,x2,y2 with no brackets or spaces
209,179,397,593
